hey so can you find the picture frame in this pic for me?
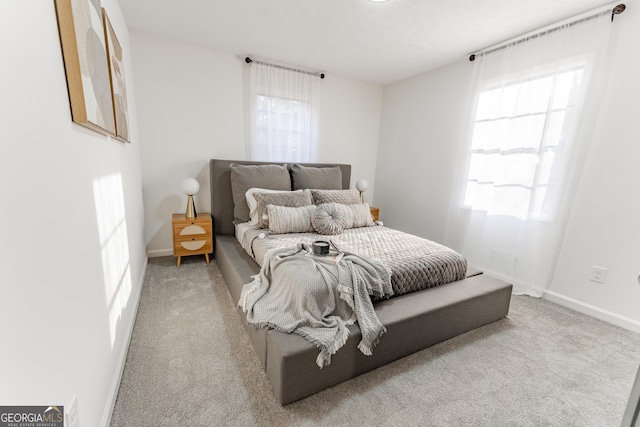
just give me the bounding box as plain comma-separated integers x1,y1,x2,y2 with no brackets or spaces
103,9,130,143
54,0,116,136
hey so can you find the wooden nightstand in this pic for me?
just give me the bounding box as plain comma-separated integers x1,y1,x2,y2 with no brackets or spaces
172,213,213,267
370,207,380,222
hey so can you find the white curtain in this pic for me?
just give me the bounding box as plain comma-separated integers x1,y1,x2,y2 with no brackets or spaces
446,10,613,296
248,61,320,162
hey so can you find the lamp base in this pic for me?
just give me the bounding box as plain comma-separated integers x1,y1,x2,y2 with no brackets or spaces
185,195,197,219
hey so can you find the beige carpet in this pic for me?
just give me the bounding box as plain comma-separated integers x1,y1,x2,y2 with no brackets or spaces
110,256,640,426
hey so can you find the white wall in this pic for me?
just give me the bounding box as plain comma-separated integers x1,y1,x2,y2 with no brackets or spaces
547,2,640,330
375,61,472,243
130,32,383,255
0,2,146,426
376,2,640,332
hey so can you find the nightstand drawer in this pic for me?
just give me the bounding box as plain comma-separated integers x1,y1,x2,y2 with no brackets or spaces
178,240,208,251
174,239,213,255
172,213,213,266
173,223,212,242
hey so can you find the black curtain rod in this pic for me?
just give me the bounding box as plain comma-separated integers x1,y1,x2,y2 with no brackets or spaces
469,3,626,61
245,57,325,79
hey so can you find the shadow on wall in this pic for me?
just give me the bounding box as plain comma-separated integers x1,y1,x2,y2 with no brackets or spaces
195,162,210,215
155,194,182,222
147,161,211,256
147,194,181,253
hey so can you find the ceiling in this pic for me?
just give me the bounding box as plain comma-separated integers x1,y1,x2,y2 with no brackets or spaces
119,0,615,85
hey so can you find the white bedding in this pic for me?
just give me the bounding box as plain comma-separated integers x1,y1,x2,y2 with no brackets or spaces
235,221,257,244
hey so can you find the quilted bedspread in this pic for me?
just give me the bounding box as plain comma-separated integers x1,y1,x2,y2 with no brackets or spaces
240,225,467,297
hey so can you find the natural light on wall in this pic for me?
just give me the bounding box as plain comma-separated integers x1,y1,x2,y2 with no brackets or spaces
94,173,132,348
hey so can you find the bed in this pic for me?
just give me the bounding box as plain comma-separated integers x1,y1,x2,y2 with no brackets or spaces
209,159,512,405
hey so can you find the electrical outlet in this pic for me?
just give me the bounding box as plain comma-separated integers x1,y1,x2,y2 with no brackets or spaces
66,394,79,427
589,266,607,284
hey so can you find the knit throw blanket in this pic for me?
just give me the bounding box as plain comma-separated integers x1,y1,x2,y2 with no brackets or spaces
239,243,393,368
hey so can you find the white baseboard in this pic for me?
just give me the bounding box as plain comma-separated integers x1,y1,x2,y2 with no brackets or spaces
101,256,149,427
147,248,172,258
544,290,640,334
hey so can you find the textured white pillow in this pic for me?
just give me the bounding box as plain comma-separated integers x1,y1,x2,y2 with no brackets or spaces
267,205,315,234
311,189,361,205
342,203,374,229
245,188,302,225
312,203,374,235
312,203,347,235
254,190,313,229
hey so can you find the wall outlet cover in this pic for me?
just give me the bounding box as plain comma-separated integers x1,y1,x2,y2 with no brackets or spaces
589,265,607,284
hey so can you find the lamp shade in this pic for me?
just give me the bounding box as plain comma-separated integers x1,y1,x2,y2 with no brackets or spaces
355,179,368,193
181,178,200,196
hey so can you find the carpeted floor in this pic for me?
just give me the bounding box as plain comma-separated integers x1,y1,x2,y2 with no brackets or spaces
110,256,640,426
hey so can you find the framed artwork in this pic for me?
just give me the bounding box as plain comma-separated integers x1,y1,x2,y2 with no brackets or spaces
54,0,116,136
103,9,130,143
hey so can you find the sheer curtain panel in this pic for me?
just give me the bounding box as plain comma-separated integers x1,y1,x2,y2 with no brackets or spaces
248,61,320,162
447,10,613,296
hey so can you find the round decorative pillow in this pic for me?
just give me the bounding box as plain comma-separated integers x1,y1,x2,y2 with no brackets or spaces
312,203,347,235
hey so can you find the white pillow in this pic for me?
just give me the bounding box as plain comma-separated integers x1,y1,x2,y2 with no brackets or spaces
343,203,374,229
245,188,302,225
267,205,315,234
312,203,374,235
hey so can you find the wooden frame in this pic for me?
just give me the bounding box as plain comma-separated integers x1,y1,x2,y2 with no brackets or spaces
54,0,115,136
103,9,130,143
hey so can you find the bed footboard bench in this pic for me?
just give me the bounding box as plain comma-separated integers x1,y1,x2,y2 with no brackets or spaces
215,235,512,404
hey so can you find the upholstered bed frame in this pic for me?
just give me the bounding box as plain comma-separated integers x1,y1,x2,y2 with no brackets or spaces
209,159,513,405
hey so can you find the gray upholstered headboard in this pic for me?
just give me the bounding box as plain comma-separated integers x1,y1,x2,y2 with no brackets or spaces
209,159,352,236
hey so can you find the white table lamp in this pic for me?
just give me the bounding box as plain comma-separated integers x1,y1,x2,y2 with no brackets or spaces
356,178,368,203
181,178,200,219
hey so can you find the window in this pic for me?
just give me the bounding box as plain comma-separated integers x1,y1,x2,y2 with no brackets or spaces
448,10,613,296
464,67,585,220
248,61,320,162
254,94,311,161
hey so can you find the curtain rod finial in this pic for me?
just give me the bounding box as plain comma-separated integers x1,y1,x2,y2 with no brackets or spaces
613,4,626,14
612,4,625,21
245,57,252,64
469,54,476,62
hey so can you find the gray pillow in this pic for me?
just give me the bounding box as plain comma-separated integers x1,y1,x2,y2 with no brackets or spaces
312,203,374,235
291,164,342,190
312,203,347,235
267,205,315,234
230,163,291,222
254,190,313,229
311,189,361,205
